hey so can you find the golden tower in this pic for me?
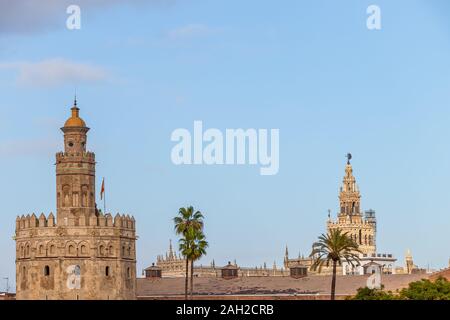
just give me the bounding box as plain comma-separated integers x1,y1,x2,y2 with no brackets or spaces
15,100,137,300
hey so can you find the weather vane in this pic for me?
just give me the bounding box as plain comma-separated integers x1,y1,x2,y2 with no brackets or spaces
346,153,352,164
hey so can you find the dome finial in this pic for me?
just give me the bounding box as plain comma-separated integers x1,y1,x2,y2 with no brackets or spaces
64,96,86,128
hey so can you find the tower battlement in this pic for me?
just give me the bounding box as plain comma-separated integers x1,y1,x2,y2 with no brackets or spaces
56,151,95,162
15,212,135,231
327,219,374,226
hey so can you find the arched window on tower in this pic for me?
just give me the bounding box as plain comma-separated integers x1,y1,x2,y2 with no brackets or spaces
359,230,362,245
63,185,71,207
44,265,50,276
105,266,110,277
81,186,88,207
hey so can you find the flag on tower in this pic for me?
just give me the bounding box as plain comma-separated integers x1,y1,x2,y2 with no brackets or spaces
100,178,105,200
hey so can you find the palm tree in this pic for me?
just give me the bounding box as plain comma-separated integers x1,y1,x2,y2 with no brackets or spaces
189,229,208,298
173,206,204,299
173,206,204,235
309,228,361,300
178,234,194,300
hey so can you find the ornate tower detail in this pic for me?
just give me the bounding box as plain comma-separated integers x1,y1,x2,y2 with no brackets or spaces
56,100,96,224
15,100,137,300
327,154,376,254
338,154,361,222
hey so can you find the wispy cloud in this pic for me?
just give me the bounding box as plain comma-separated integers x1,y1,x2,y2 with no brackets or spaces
0,0,176,35
0,58,109,87
167,24,218,40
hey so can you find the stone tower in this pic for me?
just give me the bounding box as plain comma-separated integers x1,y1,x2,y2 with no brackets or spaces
405,249,414,274
15,100,137,300
327,154,376,254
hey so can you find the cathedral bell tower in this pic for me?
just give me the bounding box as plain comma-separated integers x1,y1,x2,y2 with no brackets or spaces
327,153,377,254
56,99,96,225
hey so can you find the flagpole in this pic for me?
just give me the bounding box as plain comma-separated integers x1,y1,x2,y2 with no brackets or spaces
103,177,106,214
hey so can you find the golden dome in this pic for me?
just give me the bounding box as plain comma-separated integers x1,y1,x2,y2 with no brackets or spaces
64,103,86,128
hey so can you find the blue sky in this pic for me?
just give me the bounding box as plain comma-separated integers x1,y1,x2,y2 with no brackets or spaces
1,0,450,290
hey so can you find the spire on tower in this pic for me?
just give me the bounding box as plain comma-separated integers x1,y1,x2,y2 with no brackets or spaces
64,97,86,128
406,249,412,259
168,239,174,259
339,153,361,216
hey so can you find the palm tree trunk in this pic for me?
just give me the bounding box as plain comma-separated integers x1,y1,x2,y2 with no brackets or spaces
185,258,189,300
331,260,337,300
190,259,194,299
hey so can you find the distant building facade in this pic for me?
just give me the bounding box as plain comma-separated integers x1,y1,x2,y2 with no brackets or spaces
15,101,137,300
152,240,289,278
342,253,396,275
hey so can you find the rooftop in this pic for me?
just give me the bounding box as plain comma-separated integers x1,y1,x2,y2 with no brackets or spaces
137,274,428,298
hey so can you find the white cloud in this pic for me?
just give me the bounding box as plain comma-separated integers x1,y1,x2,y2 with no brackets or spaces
0,58,109,87
167,24,216,40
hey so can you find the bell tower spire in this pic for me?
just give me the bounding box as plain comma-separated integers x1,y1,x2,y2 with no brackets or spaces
338,153,362,223
328,153,377,254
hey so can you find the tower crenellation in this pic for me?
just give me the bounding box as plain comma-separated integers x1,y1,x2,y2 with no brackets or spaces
15,212,136,230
